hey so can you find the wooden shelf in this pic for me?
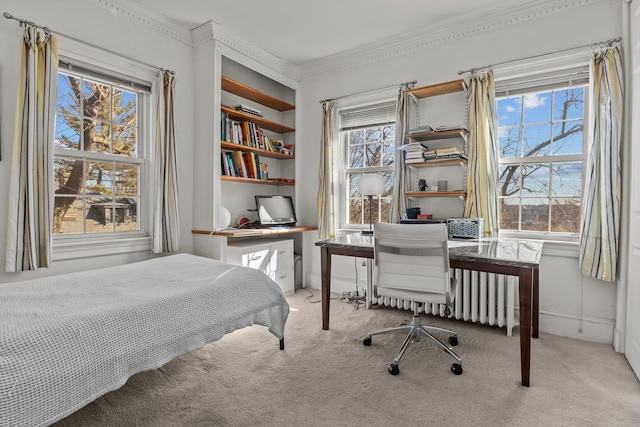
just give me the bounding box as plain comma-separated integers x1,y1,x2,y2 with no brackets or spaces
221,175,295,185
405,191,466,198
406,158,467,168
407,79,466,99
220,141,294,160
406,128,468,142
222,105,294,133
222,76,295,112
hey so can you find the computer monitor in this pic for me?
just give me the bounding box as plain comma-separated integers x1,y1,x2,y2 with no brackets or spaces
255,195,297,227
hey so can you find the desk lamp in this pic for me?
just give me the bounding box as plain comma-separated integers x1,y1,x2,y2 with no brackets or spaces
358,173,385,235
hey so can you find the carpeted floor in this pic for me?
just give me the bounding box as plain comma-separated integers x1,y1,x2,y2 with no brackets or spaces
55,289,640,426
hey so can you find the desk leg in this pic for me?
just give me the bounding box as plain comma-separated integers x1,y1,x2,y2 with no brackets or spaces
321,246,331,330
366,259,373,309
518,267,534,387
533,268,539,339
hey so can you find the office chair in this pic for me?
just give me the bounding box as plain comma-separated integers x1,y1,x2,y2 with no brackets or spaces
363,222,462,376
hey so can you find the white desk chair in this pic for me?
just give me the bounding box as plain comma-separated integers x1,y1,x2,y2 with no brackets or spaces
363,222,462,376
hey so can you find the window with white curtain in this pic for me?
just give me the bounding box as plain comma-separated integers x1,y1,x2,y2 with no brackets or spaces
496,65,589,237
52,56,153,258
338,100,396,228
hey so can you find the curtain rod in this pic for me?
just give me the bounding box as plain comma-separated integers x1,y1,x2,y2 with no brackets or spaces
3,12,174,75
457,36,622,75
319,80,417,104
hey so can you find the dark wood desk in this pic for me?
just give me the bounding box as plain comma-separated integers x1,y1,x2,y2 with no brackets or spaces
315,234,543,387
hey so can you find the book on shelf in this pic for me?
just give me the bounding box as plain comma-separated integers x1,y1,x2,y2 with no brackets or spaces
222,114,288,155
233,104,263,117
402,140,429,163
435,124,467,132
235,151,247,177
422,146,466,161
407,125,434,134
221,152,230,176
223,152,237,176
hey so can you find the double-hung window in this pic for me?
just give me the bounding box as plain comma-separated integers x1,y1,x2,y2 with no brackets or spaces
338,101,396,228
52,56,153,258
496,66,589,237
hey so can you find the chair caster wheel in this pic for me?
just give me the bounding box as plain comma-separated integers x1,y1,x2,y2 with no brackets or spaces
451,363,463,375
448,336,458,346
388,364,400,375
363,337,372,346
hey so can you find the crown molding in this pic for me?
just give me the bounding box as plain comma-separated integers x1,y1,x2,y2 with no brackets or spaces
300,0,603,79
93,0,193,46
192,21,301,83
94,0,603,82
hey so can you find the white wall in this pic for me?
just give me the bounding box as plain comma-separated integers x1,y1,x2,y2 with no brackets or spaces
297,0,623,344
0,0,194,283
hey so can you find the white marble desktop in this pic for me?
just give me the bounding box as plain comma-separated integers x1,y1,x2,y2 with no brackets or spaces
317,234,544,268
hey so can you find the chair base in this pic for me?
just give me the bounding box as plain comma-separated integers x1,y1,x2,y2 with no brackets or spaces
363,308,462,376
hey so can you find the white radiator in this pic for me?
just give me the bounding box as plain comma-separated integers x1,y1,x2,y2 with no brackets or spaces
369,269,518,336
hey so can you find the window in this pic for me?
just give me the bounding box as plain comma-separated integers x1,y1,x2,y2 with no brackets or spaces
497,83,587,234
53,64,149,237
338,101,396,228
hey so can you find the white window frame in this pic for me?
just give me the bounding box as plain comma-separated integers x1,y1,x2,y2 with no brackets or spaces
53,38,156,260
333,90,397,232
493,50,592,243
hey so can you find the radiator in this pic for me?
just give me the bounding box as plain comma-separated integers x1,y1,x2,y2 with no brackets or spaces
369,269,518,336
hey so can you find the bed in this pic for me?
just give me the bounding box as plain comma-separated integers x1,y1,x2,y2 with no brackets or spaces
0,253,289,427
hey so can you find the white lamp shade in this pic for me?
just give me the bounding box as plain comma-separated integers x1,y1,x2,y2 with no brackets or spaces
220,206,231,228
358,174,385,196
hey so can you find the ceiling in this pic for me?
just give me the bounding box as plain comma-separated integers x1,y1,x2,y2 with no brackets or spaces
125,0,541,65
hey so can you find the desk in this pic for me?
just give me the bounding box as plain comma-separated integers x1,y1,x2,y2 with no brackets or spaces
315,234,543,387
192,225,317,237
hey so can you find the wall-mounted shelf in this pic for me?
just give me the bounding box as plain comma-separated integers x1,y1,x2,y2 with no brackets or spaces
407,79,466,99
220,141,294,160
407,158,467,168
221,76,294,112
405,128,468,142
405,190,466,198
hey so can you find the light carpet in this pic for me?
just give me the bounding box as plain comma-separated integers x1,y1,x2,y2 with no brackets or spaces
55,290,640,426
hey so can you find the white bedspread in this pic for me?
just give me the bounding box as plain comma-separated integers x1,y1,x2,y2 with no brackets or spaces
0,253,289,427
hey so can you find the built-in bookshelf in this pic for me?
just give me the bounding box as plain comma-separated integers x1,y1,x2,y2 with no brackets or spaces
219,75,295,186
191,22,315,277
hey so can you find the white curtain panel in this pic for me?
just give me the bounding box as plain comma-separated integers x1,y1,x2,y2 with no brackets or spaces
152,70,181,253
579,47,623,282
464,71,499,237
5,26,58,272
317,101,335,240
390,86,408,223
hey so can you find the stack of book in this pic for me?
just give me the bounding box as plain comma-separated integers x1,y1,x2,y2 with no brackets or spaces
406,125,434,135
403,141,429,164
423,146,466,161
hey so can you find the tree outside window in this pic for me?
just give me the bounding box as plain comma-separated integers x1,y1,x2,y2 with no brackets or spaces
497,86,586,233
54,71,143,235
344,124,394,225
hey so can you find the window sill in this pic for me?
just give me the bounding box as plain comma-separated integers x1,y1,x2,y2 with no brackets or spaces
498,230,579,258
53,233,152,261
